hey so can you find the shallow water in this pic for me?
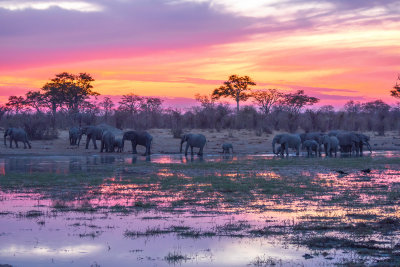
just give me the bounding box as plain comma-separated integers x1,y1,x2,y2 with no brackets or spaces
0,152,399,266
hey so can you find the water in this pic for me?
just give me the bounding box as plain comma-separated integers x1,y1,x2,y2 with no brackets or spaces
0,152,399,266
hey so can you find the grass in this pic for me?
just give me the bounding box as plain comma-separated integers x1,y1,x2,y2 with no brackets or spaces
164,251,190,264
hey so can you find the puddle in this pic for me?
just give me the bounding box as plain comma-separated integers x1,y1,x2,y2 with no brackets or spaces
0,152,400,266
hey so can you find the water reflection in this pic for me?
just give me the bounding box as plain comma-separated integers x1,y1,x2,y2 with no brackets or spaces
1,152,400,266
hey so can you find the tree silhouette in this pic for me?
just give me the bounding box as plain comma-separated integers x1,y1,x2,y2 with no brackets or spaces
100,97,114,121
6,96,26,114
252,89,283,116
41,72,98,127
281,90,319,115
391,74,400,98
212,75,256,113
25,90,46,113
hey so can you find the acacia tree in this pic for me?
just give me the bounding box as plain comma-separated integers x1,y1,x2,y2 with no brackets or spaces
391,74,400,98
41,72,98,127
252,89,283,116
6,96,26,114
212,75,256,113
47,72,98,113
280,90,319,132
25,90,46,113
281,90,319,115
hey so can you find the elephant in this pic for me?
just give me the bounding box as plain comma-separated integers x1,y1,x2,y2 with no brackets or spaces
222,143,233,154
354,133,372,155
101,130,115,153
180,133,206,156
272,134,301,156
78,124,119,149
302,140,319,156
299,132,323,156
114,138,123,152
322,135,339,157
333,131,371,155
69,127,79,146
78,126,104,149
122,131,152,156
4,128,31,149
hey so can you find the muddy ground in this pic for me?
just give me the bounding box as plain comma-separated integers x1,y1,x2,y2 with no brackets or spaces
1,128,400,156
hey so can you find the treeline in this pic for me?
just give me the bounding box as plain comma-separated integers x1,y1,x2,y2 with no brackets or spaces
1,72,400,139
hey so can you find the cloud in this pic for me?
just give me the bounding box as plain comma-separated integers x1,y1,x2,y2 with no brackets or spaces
0,1,103,12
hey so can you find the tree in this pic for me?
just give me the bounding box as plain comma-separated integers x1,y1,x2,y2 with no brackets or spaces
252,89,283,116
140,97,164,128
118,93,142,115
6,96,26,114
41,72,98,127
118,92,142,127
362,100,390,135
281,90,319,115
212,75,256,113
391,74,400,98
195,94,216,109
46,72,98,113
99,97,115,120
25,90,46,113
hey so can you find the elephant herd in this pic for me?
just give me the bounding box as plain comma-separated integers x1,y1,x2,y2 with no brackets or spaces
272,131,372,157
3,125,372,157
67,124,208,156
68,124,154,156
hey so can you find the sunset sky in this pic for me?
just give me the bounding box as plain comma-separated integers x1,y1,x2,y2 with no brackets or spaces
1,0,400,108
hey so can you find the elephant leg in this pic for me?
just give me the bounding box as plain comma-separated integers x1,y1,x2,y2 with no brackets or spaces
184,143,189,156
191,146,194,156
23,141,27,149
92,137,97,150
147,141,151,155
9,138,12,148
198,146,203,156
14,140,18,148
100,140,104,152
85,136,90,149
285,144,289,156
131,141,138,154
26,140,31,149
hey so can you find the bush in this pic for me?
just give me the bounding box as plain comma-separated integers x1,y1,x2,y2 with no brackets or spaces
23,115,58,140
171,126,183,139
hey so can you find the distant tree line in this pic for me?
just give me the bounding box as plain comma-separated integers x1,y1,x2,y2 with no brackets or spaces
1,73,400,140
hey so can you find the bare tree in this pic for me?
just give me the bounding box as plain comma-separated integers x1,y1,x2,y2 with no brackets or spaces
100,97,115,121
118,93,142,127
252,89,283,116
195,93,216,109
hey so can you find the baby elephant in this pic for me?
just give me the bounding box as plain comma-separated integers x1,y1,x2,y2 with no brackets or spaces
114,138,123,152
303,140,319,156
222,143,233,154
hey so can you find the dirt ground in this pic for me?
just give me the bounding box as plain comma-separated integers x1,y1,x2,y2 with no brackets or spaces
1,128,399,156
